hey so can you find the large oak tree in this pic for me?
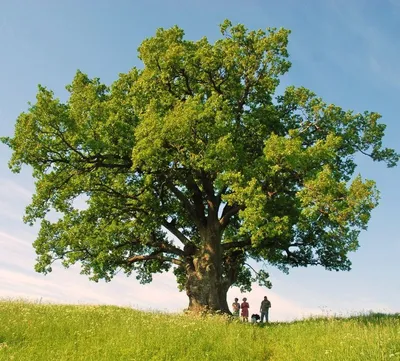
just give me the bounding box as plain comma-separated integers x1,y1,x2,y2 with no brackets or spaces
2,21,398,313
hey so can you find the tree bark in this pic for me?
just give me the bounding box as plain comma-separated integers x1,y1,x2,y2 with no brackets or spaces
185,221,231,314
185,266,231,314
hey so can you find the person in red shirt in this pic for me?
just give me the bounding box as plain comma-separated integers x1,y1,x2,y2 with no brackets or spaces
241,297,250,322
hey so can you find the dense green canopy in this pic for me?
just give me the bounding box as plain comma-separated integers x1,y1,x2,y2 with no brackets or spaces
2,20,398,312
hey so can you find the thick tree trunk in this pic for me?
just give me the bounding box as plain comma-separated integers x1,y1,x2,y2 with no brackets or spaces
185,222,231,314
186,269,231,313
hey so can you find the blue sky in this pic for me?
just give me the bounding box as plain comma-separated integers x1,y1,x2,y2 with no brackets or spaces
0,0,399,321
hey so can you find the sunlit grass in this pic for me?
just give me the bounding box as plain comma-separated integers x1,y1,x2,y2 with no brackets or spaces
0,299,399,360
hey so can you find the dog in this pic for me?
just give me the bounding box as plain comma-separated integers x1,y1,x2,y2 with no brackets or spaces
251,313,260,323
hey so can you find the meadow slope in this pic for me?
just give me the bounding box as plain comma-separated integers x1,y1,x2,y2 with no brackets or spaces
0,300,399,360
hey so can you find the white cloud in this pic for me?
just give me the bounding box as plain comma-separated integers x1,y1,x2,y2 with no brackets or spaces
0,178,33,200
0,249,325,321
0,227,394,321
227,285,323,322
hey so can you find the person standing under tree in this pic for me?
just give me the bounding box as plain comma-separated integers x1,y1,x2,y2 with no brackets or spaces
260,296,271,323
232,298,240,317
241,298,250,322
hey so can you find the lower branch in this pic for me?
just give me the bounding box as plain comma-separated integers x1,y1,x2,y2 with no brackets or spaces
127,252,183,266
162,220,190,246
222,239,251,251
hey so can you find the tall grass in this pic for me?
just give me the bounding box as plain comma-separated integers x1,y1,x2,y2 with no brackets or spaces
0,300,399,360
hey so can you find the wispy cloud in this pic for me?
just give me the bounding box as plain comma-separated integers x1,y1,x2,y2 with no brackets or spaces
0,251,329,320
0,230,326,320
0,178,32,200
0,178,33,222
327,0,400,89
0,230,31,248
0,264,187,312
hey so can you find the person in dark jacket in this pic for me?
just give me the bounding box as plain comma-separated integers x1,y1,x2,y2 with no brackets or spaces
260,296,271,323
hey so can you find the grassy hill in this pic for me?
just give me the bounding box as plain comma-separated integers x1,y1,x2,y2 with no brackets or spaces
0,300,399,360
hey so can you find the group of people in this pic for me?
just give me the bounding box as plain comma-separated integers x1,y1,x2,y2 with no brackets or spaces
231,296,271,323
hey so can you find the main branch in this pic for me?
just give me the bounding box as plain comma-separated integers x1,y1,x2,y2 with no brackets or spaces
220,203,245,228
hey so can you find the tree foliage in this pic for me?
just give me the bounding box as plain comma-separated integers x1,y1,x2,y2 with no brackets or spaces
2,20,398,311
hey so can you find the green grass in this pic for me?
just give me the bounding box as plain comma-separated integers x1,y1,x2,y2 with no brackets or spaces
0,300,399,360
